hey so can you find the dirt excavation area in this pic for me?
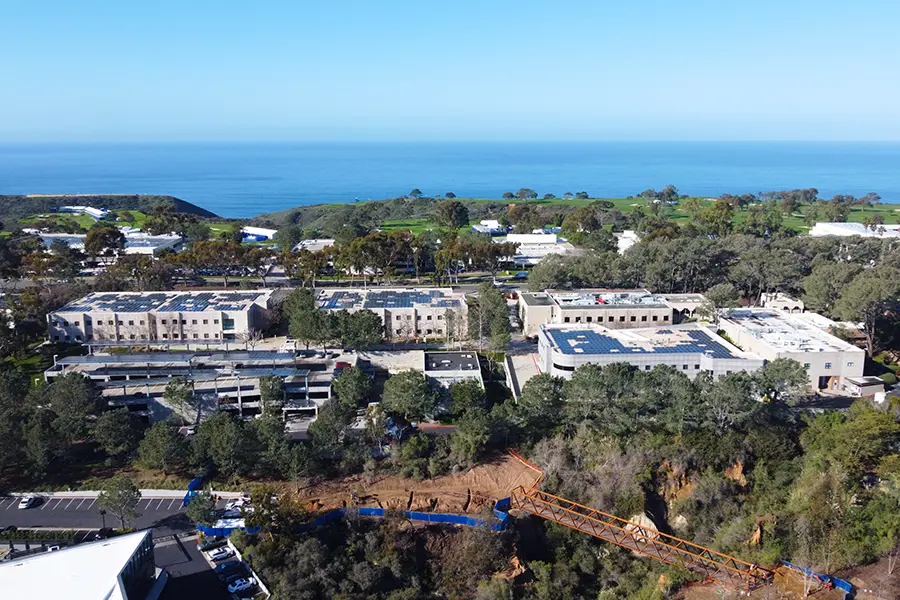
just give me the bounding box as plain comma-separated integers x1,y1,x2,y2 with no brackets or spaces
292,453,541,514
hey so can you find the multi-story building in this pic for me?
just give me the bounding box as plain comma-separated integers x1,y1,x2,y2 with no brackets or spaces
47,290,274,344
718,309,866,392
809,221,900,238
518,289,689,337
317,288,468,341
537,323,764,379
25,230,183,257
44,349,337,422
501,233,576,266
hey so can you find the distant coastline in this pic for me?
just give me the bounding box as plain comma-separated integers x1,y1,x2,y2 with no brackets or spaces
2,141,900,218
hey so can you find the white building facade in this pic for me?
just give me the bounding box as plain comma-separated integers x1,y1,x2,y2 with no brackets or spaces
718,309,866,392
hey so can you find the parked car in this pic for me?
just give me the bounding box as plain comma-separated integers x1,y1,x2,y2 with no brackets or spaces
207,546,235,562
214,561,246,581
18,495,38,510
197,536,227,552
227,577,257,593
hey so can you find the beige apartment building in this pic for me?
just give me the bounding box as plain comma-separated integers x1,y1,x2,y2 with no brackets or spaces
317,288,468,341
518,289,683,337
47,290,274,344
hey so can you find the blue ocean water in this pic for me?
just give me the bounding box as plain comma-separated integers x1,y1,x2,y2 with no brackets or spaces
0,142,898,218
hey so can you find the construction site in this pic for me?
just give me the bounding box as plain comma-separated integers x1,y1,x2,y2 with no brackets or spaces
268,450,877,600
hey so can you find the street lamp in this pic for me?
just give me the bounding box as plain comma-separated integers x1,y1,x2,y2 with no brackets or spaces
99,509,107,529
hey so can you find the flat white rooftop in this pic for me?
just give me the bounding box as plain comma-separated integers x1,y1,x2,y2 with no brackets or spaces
809,222,900,238
722,309,862,353
0,530,149,599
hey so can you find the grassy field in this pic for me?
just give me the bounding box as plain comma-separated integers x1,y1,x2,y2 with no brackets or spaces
379,197,900,235
16,209,149,233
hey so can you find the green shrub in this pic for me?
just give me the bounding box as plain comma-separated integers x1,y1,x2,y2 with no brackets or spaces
880,372,897,385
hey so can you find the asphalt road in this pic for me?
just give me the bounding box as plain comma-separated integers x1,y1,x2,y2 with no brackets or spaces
0,495,231,537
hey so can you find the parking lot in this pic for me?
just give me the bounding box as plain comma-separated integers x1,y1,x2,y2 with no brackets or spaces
0,494,231,536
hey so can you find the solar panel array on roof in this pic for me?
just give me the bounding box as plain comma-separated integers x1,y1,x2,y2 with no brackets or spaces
320,291,364,310
547,328,737,358
363,290,444,309
58,291,265,314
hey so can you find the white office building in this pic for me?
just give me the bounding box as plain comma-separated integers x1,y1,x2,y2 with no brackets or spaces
26,230,183,257
537,323,764,380
718,309,866,393
501,233,576,266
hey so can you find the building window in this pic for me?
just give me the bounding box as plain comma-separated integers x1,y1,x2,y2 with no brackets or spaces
437,315,443,320
803,363,810,369
663,315,669,321
74,321,80,327
204,333,210,339
619,316,625,322
437,329,443,334
214,333,219,338
824,362,832,369
586,316,592,322
181,319,186,324
645,365,651,370
140,320,144,325
63,320,69,326
203,319,208,325
128,320,134,326
564,317,570,323
427,329,433,335
652,315,658,321
193,334,199,339
417,315,422,320
630,316,636,322
192,319,197,324
405,316,410,321
575,317,581,323
140,335,146,340
396,329,402,334
847,361,854,367
641,316,647,322
694,364,700,369
396,316,401,320
552,363,576,372
682,364,689,370
161,319,167,325
214,319,219,324
109,320,115,326
162,334,168,339
427,315,432,321
130,334,136,340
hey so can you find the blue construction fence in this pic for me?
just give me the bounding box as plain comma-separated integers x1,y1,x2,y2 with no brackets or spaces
781,561,853,598
196,497,513,537
181,476,205,508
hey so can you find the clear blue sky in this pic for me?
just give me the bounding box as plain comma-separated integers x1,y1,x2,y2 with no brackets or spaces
2,0,899,142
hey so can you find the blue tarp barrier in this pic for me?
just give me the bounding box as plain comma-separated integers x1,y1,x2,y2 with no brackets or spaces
192,499,513,537
782,561,853,597
182,476,206,508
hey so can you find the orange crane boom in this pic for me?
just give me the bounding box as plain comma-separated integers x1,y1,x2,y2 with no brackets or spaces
510,486,773,591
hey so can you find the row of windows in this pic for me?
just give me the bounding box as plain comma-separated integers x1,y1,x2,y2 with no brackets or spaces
52,318,221,327
51,332,220,342
563,314,669,324
394,315,444,321
395,329,443,335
